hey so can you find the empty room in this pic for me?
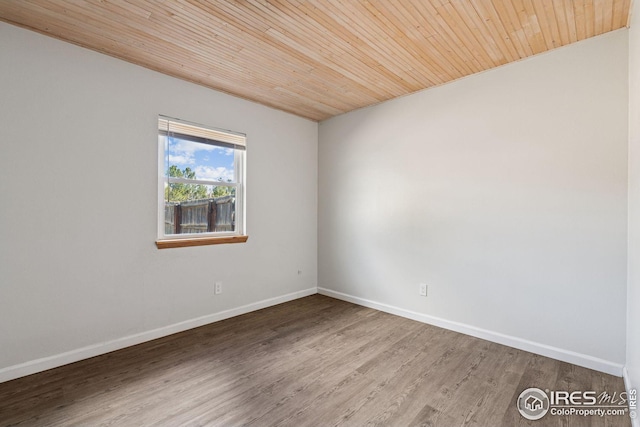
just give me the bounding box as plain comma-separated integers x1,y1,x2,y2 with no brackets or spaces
1,1,639,426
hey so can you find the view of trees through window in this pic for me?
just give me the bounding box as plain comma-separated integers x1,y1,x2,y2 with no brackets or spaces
165,164,234,202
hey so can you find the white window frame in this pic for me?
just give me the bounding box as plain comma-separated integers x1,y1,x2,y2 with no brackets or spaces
157,115,246,243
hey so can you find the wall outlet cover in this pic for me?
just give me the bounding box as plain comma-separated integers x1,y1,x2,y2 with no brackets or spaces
419,283,427,297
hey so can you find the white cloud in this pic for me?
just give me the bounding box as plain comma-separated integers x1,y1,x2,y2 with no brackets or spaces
167,138,233,174
168,139,223,163
173,139,217,154
194,166,234,182
168,154,194,165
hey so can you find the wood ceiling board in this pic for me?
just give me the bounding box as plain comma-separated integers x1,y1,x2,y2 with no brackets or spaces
0,0,631,122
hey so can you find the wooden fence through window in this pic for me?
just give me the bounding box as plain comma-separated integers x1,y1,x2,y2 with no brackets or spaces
164,196,235,234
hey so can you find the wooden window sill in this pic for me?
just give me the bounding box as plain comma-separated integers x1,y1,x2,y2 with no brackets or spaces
156,235,248,249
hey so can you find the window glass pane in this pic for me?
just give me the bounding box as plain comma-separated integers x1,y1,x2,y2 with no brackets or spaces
164,183,235,203
164,184,236,235
165,136,235,183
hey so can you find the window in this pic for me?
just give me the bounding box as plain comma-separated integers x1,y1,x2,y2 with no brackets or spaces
156,116,247,248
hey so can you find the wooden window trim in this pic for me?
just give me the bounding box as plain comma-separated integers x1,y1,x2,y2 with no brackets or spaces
156,235,248,249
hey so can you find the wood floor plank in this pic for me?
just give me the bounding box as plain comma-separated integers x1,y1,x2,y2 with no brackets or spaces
0,295,630,427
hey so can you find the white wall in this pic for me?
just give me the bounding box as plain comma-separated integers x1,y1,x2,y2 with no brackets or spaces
319,30,628,373
0,22,317,380
627,0,640,413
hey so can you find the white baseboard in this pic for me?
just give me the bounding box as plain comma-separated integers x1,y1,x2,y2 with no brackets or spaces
0,287,317,384
1,286,626,385
318,287,624,377
623,367,640,427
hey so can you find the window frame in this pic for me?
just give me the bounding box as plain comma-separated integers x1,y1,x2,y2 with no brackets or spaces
156,115,247,248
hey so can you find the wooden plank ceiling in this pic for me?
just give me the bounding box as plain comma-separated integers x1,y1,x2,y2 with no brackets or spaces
0,1,631,121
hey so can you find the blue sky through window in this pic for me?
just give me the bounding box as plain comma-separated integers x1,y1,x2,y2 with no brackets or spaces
165,136,235,182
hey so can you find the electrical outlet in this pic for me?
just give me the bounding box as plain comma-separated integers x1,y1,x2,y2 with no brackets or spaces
419,283,427,297
215,281,222,295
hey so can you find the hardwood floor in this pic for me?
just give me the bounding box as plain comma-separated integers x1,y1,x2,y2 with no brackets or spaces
0,295,630,427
